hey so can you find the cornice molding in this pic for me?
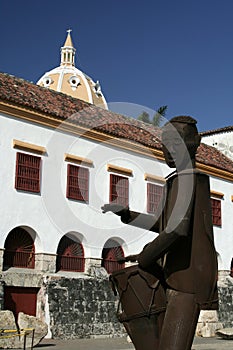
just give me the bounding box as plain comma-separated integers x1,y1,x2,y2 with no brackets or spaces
0,101,164,160
1,101,233,182
196,162,233,182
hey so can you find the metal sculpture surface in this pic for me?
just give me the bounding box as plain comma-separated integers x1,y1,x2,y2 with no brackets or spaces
102,116,218,350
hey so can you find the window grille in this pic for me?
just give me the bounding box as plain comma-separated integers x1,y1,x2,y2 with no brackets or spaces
3,228,35,269
56,236,85,272
211,198,222,226
109,174,129,207
102,245,125,274
15,152,41,193
147,183,163,214
67,164,89,202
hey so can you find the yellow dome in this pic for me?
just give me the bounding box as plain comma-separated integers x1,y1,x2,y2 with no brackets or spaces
37,30,108,109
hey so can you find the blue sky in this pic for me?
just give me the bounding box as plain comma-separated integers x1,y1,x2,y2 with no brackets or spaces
0,0,232,132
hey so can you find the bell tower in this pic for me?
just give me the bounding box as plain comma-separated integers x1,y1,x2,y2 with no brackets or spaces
60,29,76,67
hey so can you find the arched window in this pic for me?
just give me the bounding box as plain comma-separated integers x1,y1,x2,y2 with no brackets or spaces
3,228,35,270
102,239,125,274
56,235,85,272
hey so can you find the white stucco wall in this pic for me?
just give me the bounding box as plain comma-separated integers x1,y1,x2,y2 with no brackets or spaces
209,176,233,271
0,112,167,260
0,111,232,271
202,132,233,160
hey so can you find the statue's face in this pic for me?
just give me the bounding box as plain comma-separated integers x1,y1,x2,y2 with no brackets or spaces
161,122,198,170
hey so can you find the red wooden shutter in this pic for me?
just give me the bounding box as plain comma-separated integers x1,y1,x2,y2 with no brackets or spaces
211,198,222,226
147,183,163,214
67,164,89,201
110,174,129,207
102,245,125,273
3,228,35,269
56,236,85,272
15,152,41,193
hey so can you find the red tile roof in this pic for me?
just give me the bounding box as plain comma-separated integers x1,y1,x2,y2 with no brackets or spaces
196,142,233,172
0,73,162,148
201,126,233,136
0,72,233,173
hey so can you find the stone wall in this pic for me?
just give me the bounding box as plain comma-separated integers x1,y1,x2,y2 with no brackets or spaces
46,273,233,339
46,274,125,339
217,277,233,328
0,279,5,311
1,268,233,339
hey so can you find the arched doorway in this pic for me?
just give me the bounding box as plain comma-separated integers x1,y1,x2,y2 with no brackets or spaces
3,227,35,270
56,235,85,272
101,239,125,273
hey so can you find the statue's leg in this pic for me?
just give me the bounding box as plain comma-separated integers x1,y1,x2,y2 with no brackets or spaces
158,289,200,350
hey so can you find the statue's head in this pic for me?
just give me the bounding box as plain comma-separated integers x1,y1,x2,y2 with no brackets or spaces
161,116,201,170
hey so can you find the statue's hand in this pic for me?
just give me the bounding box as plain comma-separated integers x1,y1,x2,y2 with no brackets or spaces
117,257,126,264
117,254,139,264
126,254,139,262
101,204,128,215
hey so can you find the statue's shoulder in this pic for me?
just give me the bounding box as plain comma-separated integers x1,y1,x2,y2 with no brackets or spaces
165,169,210,188
194,170,209,179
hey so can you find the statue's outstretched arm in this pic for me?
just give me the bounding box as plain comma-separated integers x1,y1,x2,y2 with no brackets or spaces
122,210,160,232
101,204,160,232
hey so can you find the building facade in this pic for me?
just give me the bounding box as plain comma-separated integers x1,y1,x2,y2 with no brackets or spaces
0,32,233,337
1,72,233,337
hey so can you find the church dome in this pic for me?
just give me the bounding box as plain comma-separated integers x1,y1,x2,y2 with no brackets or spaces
37,30,108,109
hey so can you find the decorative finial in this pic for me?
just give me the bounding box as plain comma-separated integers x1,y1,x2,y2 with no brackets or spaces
61,29,75,66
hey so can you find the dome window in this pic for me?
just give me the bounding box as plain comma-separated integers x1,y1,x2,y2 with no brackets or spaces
42,76,53,87
93,80,102,96
69,76,80,89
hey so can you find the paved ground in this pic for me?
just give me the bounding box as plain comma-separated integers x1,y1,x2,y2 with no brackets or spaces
33,336,233,350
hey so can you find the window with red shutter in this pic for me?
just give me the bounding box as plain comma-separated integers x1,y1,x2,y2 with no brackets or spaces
109,174,129,207
211,198,222,226
147,183,163,214
56,235,85,272
15,152,41,193
3,228,35,270
67,164,89,202
101,239,125,273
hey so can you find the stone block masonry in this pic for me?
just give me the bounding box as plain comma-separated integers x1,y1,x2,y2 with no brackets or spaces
218,278,233,328
2,269,232,339
46,274,233,339
47,275,125,339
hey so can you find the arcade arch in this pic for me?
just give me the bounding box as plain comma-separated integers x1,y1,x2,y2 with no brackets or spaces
56,232,85,272
101,238,125,273
3,227,36,270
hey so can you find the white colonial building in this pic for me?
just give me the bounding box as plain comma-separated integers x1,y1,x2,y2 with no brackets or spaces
0,32,233,338
202,126,233,161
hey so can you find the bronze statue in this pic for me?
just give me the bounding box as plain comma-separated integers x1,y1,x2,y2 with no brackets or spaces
102,116,218,350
